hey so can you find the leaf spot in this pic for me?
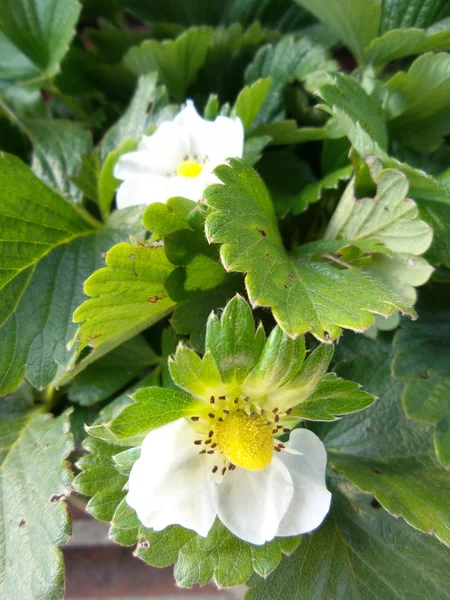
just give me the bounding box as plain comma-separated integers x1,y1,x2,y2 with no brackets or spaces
370,466,382,475
147,295,162,304
257,228,268,238
18,518,26,527
370,497,381,509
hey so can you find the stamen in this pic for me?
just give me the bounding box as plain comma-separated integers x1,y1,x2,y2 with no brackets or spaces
191,416,199,421
274,446,281,452
222,467,227,476
272,428,278,434
274,415,280,423
250,411,257,417
211,443,217,449
210,396,215,404
208,430,214,438
283,428,290,433
278,443,285,449
286,408,293,415
205,439,212,445
234,398,239,404
223,409,230,415
219,395,226,400
208,413,215,419
260,409,265,415
272,407,279,414
244,397,249,402
212,466,218,474
194,440,202,445
218,418,223,422
207,450,215,454
199,449,206,454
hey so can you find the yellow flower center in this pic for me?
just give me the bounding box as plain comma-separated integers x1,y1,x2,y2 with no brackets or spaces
177,159,203,178
215,411,273,471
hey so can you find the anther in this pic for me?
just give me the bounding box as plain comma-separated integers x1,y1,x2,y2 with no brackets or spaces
205,439,212,445
208,430,214,437
222,467,227,476
266,421,272,425
211,443,217,449
208,413,215,419
191,416,199,421
286,408,293,415
274,415,280,423
283,428,290,433
278,443,285,449
210,396,215,404
218,417,223,422
274,446,281,452
207,450,215,454
244,397,249,402
223,409,229,414
272,428,278,434
260,409,265,415
272,407,279,414
250,411,257,417
194,440,202,445
212,466,218,474
219,395,226,400
234,398,239,404
199,449,206,454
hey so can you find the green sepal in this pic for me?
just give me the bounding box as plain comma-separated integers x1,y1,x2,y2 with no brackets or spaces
168,345,222,400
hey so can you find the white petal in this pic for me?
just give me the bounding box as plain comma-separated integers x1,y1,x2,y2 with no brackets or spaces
136,122,191,174
115,174,174,208
276,429,331,537
173,99,205,129
126,419,218,537
217,457,294,545
206,116,244,167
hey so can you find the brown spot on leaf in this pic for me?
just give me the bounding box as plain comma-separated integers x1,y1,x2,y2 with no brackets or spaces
129,253,136,260
18,518,26,527
147,296,162,304
370,497,381,509
370,466,381,475
257,228,268,238
288,274,296,281
419,370,430,379
365,426,374,433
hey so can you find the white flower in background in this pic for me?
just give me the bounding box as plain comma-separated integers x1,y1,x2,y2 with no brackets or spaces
126,397,331,545
114,100,244,209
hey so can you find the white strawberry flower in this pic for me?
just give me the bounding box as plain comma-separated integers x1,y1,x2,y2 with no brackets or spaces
114,100,244,209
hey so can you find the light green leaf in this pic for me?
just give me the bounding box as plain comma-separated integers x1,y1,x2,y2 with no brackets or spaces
102,387,201,446
393,287,450,466
204,294,266,383
26,119,93,203
250,120,328,145
385,52,450,151
70,152,100,204
98,73,158,162
419,197,450,267
293,0,382,65
0,0,81,80
367,26,450,66
246,476,450,600
232,78,271,130
123,27,212,101
0,153,98,330
325,334,450,546
0,207,143,395
0,408,74,600
245,36,336,125
67,335,157,406
205,159,414,342
98,138,138,218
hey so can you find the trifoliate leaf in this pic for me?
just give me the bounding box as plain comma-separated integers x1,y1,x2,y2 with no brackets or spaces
0,407,74,600
393,287,450,466
385,52,450,151
296,164,353,214
123,27,212,101
205,159,414,342
0,207,145,395
292,0,381,65
246,475,450,600
326,334,450,546
0,0,81,80
380,0,449,32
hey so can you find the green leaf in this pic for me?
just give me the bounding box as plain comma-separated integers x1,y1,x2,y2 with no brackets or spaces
296,165,353,214
70,152,100,204
325,334,450,546
256,150,315,217
385,52,450,151
293,0,382,65
98,73,158,162
250,120,329,146
232,78,271,130
419,197,450,267
98,138,138,218
380,0,449,32
367,26,450,66
246,476,450,600
26,119,93,203
0,207,143,395
123,27,212,101
67,335,157,406
0,0,81,80
245,36,336,125
319,73,388,151
0,153,98,330
393,287,450,466
205,159,414,342
0,408,74,600
101,387,201,446
204,294,266,383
